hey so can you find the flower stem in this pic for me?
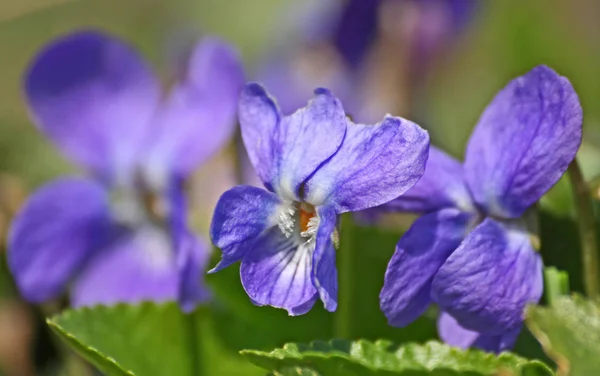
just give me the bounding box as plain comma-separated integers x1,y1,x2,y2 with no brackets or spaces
568,159,599,298
185,310,201,376
335,214,354,339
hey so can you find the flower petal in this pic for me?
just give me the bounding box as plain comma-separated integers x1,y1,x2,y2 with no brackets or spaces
71,226,178,307
24,30,160,182
240,227,317,315
382,146,473,214
431,218,543,334
380,208,472,327
275,88,347,200
174,227,211,312
312,206,338,312
438,312,521,353
143,37,244,185
8,177,111,302
305,115,429,212
209,185,281,273
464,65,583,218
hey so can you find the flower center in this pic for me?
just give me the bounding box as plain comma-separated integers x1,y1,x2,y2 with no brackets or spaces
276,202,319,242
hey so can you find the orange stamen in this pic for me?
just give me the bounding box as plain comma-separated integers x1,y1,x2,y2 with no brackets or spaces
299,209,315,234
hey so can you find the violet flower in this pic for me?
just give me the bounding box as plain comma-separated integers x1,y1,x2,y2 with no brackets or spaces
379,66,583,352
8,30,243,310
210,84,429,315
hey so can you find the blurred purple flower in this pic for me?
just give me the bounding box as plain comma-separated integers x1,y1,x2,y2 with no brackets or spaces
379,66,583,352
8,30,244,311
210,84,429,315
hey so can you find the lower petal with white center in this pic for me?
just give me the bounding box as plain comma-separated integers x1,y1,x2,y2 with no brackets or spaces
240,225,319,316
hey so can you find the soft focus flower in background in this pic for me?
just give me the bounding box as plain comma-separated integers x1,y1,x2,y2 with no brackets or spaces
379,65,583,352
8,30,243,310
210,83,429,315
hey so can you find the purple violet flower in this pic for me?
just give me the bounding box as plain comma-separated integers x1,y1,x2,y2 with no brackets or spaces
379,65,583,352
210,84,430,315
8,30,244,310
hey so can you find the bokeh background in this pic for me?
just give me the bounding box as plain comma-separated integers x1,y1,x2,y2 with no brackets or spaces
0,0,598,374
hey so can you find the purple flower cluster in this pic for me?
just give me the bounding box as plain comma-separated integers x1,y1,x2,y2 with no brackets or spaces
8,30,243,310
7,12,584,357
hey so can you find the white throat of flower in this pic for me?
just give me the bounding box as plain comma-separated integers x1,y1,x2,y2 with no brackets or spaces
275,202,319,244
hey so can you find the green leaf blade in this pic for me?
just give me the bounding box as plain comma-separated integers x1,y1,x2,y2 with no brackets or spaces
241,339,553,376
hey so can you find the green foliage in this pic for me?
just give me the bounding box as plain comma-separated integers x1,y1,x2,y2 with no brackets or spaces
526,295,600,376
241,339,554,376
48,303,263,376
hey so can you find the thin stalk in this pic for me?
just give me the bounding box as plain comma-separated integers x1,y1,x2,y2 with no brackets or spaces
185,310,201,376
568,159,599,298
335,214,354,339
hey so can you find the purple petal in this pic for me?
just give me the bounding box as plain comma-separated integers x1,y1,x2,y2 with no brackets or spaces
431,218,543,334
380,208,472,327
144,37,244,183
382,146,473,214
8,177,111,303
275,88,347,200
209,185,281,273
305,115,429,212
332,0,380,69
175,228,211,312
312,206,338,312
24,30,160,182
71,226,178,307
238,83,282,190
438,312,521,353
464,65,583,218
240,227,318,315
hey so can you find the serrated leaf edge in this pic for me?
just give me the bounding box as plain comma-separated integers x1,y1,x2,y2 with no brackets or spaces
240,339,552,374
47,317,135,375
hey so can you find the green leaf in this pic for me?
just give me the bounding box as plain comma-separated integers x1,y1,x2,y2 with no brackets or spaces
48,303,263,376
526,295,600,376
241,339,554,376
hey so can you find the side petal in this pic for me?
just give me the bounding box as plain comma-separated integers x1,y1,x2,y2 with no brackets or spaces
209,185,281,272
24,30,160,182
382,146,474,214
438,312,521,353
276,88,347,200
239,83,282,191
175,229,211,312
71,226,178,307
305,115,429,212
168,182,210,312
431,218,543,334
312,206,338,312
143,37,244,185
380,208,472,327
8,177,111,302
240,227,318,315
464,65,583,218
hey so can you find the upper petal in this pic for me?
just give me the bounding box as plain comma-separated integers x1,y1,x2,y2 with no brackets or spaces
240,227,318,315
305,115,429,212
275,88,347,200
311,206,338,312
438,311,521,353
431,218,543,334
464,65,583,218
8,177,112,302
380,208,472,327
239,83,281,191
209,185,281,272
71,226,178,307
24,30,160,182
382,146,474,214
143,37,244,184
